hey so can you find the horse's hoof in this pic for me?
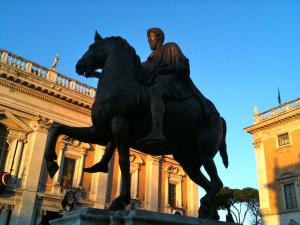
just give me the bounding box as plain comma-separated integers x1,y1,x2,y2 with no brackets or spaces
198,197,219,221
83,162,108,173
108,196,130,211
46,161,59,179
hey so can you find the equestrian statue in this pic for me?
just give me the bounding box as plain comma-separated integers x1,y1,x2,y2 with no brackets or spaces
44,28,228,220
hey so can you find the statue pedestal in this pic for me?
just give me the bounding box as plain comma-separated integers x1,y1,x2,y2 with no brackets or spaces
50,208,237,225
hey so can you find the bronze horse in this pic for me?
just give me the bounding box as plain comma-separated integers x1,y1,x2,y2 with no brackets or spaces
44,32,228,219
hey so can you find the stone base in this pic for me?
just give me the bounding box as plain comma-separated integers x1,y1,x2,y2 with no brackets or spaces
50,208,237,225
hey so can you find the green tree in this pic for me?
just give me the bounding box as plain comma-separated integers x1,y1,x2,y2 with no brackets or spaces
249,200,262,225
215,187,261,224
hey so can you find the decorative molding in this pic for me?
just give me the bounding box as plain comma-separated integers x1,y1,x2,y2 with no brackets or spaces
245,108,300,134
29,115,53,132
0,74,92,116
253,138,262,148
166,165,185,184
277,172,299,181
129,153,144,165
62,136,93,151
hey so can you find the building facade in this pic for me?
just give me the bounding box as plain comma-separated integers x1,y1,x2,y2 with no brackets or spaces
0,49,199,225
245,98,300,225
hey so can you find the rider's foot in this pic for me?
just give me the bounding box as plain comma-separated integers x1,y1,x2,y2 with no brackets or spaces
137,130,166,145
83,162,109,173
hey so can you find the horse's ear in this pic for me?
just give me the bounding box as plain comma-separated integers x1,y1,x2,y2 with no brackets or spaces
94,30,103,42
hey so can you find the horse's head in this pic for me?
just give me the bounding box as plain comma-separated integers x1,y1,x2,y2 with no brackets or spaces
76,31,107,77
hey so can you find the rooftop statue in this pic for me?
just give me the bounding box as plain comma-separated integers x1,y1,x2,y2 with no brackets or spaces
44,29,228,220
51,54,59,69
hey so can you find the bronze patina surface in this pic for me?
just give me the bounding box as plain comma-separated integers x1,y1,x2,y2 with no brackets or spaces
44,29,228,220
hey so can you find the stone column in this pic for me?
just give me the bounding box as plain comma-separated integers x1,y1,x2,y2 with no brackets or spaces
91,145,109,209
10,117,50,225
52,145,64,194
4,138,17,173
11,138,25,177
17,141,28,179
0,205,12,225
78,151,85,187
145,156,160,211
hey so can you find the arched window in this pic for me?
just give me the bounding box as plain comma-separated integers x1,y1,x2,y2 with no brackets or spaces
0,124,9,171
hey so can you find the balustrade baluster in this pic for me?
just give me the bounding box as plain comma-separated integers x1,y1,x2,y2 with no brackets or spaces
17,60,21,69
1,49,98,99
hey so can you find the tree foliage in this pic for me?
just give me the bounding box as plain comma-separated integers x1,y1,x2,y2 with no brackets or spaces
215,187,262,224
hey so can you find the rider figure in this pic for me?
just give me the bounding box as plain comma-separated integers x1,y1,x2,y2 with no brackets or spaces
139,27,219,144
84,28,221,173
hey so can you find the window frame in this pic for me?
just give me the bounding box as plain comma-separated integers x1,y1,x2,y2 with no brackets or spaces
278,132,290,147
165,165,184,209
168,182,176,207
284,183,298,209
278,173,300,211
0,124,9,171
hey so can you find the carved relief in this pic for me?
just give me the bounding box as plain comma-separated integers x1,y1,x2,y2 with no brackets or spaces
29,115,53,132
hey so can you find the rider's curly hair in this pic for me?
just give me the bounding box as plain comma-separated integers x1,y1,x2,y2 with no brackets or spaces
147,27,165,44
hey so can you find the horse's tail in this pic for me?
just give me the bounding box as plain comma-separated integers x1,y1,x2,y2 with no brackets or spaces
219,117,228,168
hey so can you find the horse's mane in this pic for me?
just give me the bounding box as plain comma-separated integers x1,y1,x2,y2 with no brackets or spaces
106,36,141,70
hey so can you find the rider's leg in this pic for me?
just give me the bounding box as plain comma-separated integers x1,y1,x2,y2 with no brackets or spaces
83,142,116,173
138,85,166,144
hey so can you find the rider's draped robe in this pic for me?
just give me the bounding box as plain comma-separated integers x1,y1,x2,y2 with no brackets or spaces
140,42,220,120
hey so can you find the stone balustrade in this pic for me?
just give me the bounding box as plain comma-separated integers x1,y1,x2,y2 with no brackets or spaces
254,98,300,123
0,49,96,98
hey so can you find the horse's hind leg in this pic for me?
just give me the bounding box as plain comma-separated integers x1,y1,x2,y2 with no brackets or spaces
203,158,223,198
174,156,211,194
45,122,100,178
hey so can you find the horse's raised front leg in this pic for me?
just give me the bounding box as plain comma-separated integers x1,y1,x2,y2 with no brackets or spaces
108,117,131,210
83,142,116,173
44,122,100,178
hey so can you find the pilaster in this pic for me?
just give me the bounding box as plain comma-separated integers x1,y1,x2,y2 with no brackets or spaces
253,138,270,212
145,156,160,211
91,145,109,209
10,116,51,225
187,179,199,217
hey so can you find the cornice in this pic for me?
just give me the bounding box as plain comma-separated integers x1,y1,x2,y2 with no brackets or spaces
0,63,95,109
244,108,300,134
0,75,92,116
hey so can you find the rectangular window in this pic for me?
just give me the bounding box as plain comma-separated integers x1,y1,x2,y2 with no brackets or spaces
278,133,290,146
0,125,8,171
61,157,76,187
284,183,298,209
168,183,176,207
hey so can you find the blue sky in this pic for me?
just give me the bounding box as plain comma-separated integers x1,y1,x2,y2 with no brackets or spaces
1,0,300,221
